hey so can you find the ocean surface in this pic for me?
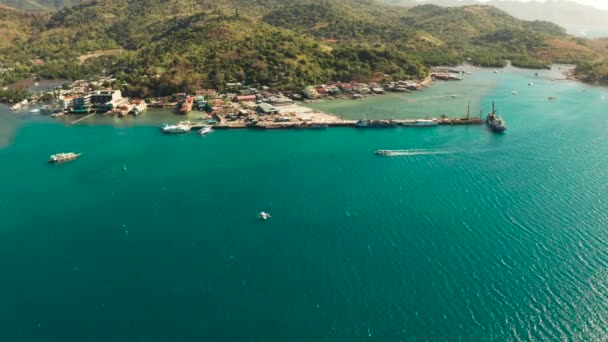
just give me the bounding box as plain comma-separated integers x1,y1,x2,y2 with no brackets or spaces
1,67,608,341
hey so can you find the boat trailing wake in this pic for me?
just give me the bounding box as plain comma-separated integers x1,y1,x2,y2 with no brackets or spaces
376,149,455,156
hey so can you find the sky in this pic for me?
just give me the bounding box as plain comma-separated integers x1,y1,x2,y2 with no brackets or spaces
476,0,608,10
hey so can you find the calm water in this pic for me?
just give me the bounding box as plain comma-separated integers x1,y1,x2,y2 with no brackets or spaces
1,68,608,341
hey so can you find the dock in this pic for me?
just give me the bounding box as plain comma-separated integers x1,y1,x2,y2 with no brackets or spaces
186,118,483,131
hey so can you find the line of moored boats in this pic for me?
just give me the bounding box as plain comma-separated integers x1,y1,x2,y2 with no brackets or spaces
161,121,213,135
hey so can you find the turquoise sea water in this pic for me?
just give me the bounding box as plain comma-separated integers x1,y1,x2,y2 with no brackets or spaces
2,68,608,341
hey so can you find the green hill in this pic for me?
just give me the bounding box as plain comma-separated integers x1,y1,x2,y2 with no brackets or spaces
0,0,602,94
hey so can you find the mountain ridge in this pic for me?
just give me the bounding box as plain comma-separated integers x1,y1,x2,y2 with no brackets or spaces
0,0,603,94
385,0,608,37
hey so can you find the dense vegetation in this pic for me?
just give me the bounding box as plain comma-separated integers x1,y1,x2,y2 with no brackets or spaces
0,0,78,11
0,0,603,94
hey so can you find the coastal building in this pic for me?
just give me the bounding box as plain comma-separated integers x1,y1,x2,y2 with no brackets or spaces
326,85,342,96
72,94,91,114
195,96,208,111
90,90,123,113
198,89,218,98
226,82,242,90
269,95,293,105
315,86,328,96
256,102,279,115
338,83,353,92
235,95,257,102
59,96,74,111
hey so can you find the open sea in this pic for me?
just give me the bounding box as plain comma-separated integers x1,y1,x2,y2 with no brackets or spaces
2,66,608,341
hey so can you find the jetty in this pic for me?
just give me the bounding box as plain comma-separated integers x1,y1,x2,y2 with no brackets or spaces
177,118,482,131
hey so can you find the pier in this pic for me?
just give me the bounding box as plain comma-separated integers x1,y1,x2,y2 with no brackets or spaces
188,118,483,130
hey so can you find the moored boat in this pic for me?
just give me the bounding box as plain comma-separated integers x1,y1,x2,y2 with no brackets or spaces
40,105,53,115
355,118,396,128
401,119,438,127
486,102,507,133
162,123,191,133
49,152,81,164
199,125,213,135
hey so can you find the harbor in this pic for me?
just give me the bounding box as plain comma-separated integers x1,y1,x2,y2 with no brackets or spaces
2,66,606,341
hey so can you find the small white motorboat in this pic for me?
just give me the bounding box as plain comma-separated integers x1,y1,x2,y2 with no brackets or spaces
30,108,40,113
257,211,271,220
199,126,213,135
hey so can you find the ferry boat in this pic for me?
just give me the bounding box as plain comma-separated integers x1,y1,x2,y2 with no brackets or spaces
161,123,191,133
401,119,438,127
199,126,213,135
486,102,507,133
49,152,81,164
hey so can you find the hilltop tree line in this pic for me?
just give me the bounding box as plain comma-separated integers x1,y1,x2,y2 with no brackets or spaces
0,0,604,94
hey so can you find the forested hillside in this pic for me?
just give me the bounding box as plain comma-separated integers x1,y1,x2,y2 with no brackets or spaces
0,0,603,94
0,0,78,11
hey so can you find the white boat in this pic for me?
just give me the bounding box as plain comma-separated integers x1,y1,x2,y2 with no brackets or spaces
49,152,81,164
30,108,40,113
199,126,213,135
10,99,28,111
512,91,518,95
355,119,368,127
162,123,191,133
257,211,271,220
402,119,438,127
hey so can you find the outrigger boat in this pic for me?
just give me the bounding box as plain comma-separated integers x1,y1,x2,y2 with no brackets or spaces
257,211,271,220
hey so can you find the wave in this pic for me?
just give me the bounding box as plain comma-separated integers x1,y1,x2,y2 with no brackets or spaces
378,149,455,156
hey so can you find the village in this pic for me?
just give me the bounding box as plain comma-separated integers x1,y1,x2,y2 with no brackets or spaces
7,69,476,130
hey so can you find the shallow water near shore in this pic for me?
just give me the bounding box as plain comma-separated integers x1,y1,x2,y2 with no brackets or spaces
1,67,608,341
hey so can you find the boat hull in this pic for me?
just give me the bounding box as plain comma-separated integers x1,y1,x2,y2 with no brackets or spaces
486,123,507,133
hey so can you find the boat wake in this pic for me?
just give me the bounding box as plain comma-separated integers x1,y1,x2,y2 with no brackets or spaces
376,149,455,156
